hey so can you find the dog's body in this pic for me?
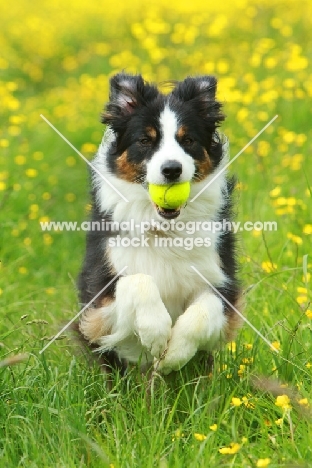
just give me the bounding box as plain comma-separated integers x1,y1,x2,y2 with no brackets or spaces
78,73,242,374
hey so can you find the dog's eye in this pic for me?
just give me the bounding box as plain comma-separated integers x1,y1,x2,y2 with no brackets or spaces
183,137,194,145
139,137,152,146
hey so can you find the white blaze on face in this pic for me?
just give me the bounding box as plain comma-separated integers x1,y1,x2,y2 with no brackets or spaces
146,106,195,185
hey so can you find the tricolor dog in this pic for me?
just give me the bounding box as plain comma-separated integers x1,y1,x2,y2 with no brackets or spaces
77,73,242,374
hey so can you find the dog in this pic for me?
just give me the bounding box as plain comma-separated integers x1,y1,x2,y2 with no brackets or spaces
77,72,242,375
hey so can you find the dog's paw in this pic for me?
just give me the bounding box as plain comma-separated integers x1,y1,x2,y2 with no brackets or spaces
136,306,172,358
157,333,197,375
157,296,226,374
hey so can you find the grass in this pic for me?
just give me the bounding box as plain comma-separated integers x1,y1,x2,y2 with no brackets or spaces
0,0,312,466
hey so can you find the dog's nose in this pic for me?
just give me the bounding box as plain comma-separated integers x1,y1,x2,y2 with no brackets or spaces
161,160,182,181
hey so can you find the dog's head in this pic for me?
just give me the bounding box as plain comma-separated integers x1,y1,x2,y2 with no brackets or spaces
102,73,225,219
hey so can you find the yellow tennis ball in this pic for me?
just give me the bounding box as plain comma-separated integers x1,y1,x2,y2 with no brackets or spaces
148,182,191,209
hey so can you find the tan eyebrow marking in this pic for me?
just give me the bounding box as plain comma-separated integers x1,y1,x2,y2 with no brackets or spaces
145,126,157,139
177,125,188,138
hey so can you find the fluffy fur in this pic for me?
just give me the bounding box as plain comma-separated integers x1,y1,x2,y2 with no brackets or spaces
77,73,242,374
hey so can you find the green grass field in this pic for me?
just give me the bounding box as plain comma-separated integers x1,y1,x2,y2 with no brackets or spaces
1,0,311,466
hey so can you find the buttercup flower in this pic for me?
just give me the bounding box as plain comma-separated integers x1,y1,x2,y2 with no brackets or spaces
219,442,241,454
256,458,271,467
275,395,291,410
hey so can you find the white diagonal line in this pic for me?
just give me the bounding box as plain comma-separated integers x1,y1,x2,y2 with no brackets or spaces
40,114,129,202
190,265,279,353
39,266,128,354
190,115,278,202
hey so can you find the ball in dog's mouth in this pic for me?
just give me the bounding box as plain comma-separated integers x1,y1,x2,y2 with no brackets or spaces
148,182,190,219
154,203,181,219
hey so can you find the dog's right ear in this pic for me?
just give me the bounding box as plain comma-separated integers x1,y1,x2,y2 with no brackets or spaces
101,73,158,127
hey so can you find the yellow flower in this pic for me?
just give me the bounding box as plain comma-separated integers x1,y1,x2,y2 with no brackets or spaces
81,142,97,153
244,343,253,350
9,115,25,125
242,396,255,409
209,424,217,431
306,310,312,319
231,397,242,407
275,418,283,426
287,233,303,245
242,357,254,365
39,216,50,223
257,458,271,467
0,139,9,147
33,151,44,160
45,287,56,295
275,395,291,410
298,398,309,406
15,155,26,165
25,168,38,178
269,187,281,197
194,433,206,441
303,224,312,235
0,182,6,191
227,341,236,353
274,196,287,206
219,442,241,454
261,261,277,273
297,296,308,305
271,341,280,351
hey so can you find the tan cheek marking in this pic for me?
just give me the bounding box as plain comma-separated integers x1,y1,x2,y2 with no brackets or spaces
116,150,141,182
79,300,113,343
195,149,213,181
224,294,245,342
146,126,157,140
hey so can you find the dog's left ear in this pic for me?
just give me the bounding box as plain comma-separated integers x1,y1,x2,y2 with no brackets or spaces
102,73,159,127
171,75,225,125
172,75,217,102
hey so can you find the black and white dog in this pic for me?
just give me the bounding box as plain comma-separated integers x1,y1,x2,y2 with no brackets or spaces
77,73,242,374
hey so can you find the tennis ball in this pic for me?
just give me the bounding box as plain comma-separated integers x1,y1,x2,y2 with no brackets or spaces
148,182,191,209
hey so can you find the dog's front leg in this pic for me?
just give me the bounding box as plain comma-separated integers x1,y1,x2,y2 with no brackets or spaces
90,274,172,360
157,292,226,374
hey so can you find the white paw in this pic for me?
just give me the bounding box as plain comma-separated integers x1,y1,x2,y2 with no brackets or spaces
157,330,197,375
157,296,226,374
113,273,172,359
136,304,172,358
